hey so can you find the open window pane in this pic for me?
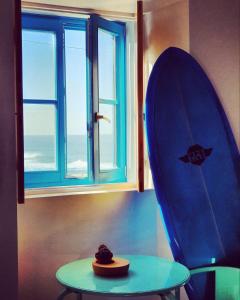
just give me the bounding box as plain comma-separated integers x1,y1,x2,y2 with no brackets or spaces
99,104,117,171
98,29,116,100
22,13,126,188
65,29,88,178
24,104,57,171
22,30,56,100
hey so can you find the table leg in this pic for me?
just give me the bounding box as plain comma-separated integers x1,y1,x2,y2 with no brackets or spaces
76,293,82,300
175,288,180,300
159,293,172,300
57,289,73,300
159,289,180,300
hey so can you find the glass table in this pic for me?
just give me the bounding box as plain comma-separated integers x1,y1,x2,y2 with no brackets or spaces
56,255,190,300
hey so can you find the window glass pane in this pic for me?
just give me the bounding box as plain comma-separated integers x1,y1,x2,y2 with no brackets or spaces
65,29,88,178
22,30,56,100
99,104,117,171
24,104,57,171
98,29,116,100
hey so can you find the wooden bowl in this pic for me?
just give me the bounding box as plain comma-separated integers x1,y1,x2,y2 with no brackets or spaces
92,257,130,277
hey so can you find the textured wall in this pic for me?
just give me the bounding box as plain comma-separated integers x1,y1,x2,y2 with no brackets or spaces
18,190,172,300
0,0,18,299
143,0,189,71
189,0,240,149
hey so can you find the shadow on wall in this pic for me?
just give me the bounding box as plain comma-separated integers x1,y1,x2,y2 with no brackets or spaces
18,190,172,300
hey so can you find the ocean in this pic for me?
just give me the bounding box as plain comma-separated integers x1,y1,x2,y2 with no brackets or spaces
24,134,116,177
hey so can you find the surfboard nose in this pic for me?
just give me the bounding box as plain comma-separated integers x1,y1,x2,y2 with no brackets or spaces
148,47,191,84
159,46,189,60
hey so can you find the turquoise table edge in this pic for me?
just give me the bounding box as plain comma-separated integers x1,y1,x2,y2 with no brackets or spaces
56,255,190,297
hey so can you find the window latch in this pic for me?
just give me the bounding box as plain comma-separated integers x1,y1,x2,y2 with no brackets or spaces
94,112,111,123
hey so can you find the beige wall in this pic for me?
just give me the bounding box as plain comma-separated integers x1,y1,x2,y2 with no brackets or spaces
18,191,172,300
189,0,240,149
0,0,18,299
143,0,189,73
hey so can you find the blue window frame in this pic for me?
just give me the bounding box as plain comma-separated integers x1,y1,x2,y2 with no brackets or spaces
22,13,126,188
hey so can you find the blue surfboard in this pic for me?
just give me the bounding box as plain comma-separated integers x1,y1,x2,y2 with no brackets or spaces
145,47,240,299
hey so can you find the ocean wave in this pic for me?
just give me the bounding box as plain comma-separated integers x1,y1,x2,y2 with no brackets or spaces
67,160,114,170
24,152,42,159
68,160,87,169
25,156,114,172
24,161,56,172
24,151,55,171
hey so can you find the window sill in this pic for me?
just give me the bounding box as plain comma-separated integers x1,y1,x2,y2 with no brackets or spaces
24,182,138,199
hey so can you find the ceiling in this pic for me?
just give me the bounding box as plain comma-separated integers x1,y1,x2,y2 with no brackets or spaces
23,0,137,13
22,0,182,16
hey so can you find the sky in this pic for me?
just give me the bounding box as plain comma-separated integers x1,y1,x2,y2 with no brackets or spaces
22,27,116,137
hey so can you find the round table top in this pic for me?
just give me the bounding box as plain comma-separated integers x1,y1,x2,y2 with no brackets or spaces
56,255,190,296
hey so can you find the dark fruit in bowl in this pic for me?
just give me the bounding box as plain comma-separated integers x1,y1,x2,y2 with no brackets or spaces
95,244,113,264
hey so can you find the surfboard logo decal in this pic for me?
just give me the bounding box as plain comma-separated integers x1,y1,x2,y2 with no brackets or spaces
179,144,212,165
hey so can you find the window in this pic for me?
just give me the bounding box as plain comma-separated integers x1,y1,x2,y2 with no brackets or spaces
22,13,126,188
